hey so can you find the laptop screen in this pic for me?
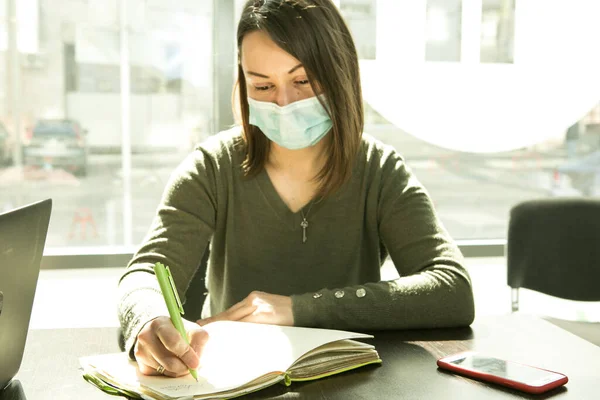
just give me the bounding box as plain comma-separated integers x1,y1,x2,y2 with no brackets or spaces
0,199,52,391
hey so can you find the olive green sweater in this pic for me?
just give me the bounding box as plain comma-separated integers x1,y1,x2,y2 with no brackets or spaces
118,127,475,356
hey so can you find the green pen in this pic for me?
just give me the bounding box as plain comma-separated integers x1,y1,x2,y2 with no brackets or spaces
154,262,199,382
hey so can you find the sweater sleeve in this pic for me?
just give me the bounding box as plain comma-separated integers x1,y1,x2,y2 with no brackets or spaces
117,148,218,358
291,147,475,330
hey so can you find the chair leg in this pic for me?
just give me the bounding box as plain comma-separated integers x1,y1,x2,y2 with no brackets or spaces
511,288,520,312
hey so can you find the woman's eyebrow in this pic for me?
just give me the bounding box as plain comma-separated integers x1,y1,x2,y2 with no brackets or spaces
246,63,304,78
287,63,304,74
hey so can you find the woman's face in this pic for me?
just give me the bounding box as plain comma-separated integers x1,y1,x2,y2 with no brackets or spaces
241,31,317,106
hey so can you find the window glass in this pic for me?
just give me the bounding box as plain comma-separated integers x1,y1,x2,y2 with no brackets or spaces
1,0,599,248
341,0,600,239
425,0,462,62
0,0,213,247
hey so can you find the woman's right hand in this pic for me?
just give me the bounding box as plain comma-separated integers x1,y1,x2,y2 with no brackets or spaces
134,316,208,377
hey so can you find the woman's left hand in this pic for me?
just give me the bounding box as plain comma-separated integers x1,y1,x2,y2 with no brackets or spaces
196,291,294,326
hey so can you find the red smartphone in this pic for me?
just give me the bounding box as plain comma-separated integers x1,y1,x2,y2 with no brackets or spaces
437,351,568,394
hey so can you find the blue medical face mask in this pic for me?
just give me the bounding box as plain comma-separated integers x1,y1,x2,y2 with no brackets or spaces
248,95,333,150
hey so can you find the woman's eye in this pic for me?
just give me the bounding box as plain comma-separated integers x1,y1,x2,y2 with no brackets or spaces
254,85,271,91
296,79,310,85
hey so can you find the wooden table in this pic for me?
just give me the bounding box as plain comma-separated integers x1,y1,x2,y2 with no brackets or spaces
8,314,600,400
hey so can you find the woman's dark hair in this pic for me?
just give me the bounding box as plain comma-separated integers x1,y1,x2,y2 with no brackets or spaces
236,0,363,197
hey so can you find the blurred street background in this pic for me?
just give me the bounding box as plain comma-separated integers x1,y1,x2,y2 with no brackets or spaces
1,0,599,248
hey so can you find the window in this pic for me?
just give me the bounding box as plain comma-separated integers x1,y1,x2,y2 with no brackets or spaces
349,0,600,239
1,0,598,250
1,0,213,247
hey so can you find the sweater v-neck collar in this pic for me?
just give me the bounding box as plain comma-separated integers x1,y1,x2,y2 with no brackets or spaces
255,168,324,231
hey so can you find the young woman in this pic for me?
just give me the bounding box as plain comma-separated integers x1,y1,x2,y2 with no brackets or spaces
118,0,475,378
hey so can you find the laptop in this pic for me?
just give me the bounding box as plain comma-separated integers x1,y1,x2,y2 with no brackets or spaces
0,199,52,391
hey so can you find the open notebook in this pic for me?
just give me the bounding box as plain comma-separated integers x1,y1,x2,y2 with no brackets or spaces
80,321,381,400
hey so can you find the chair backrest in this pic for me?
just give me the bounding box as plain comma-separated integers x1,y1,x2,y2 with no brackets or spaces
507,197,600,301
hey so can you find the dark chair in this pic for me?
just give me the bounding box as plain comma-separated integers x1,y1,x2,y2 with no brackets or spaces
507,198,600,346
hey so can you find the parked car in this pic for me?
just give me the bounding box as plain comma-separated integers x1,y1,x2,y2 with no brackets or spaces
0,121,14,166
23,119,88,176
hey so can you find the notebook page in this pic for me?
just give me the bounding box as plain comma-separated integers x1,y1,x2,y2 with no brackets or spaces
197,321,372,388
81,321,372,398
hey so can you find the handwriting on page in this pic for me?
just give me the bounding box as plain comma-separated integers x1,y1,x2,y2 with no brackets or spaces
152,379,221,397
154,378,219,391
161,385,194,392
158,384,195,392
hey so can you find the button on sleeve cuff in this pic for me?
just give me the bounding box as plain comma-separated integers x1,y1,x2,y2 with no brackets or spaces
291,291,328,328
